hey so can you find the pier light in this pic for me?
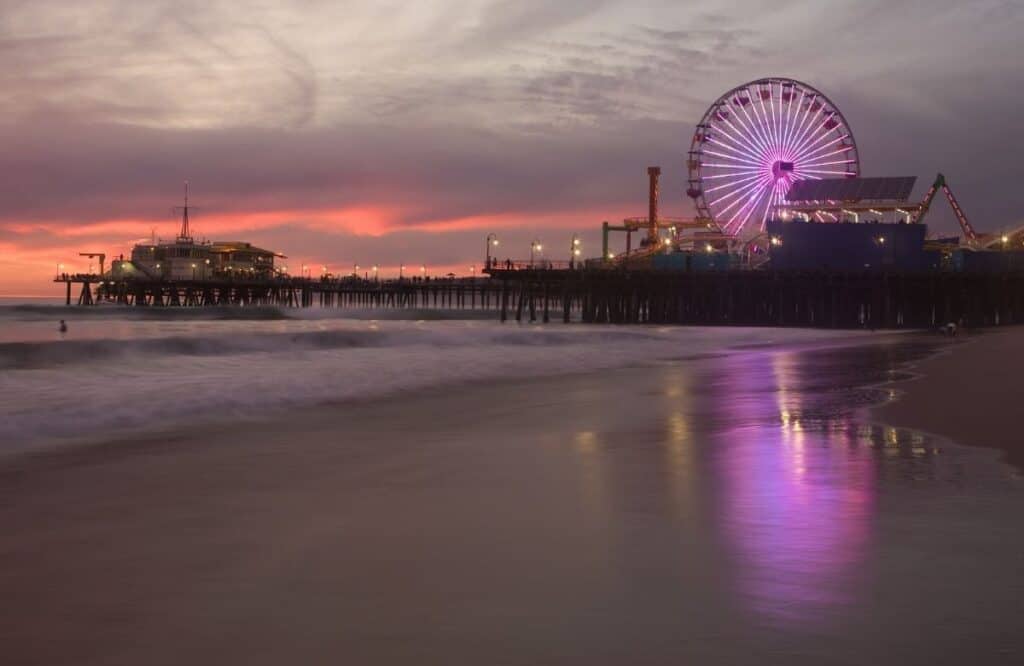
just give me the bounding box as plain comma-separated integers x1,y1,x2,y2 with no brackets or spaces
662,238,671,247
877,236,886,244
770,236,782,246
486,233,500,268
607,252,615,260
705,243,713,253
530,239,543,267
1001,234,1009,244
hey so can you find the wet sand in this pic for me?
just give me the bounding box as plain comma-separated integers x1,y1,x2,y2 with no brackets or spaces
2,338,1024,665
874,328,1024,471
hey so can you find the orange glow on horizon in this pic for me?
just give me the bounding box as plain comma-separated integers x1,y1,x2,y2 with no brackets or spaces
0,201,638,296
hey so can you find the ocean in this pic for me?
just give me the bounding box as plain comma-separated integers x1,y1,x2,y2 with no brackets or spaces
2,299,1023,664
0,298,873,456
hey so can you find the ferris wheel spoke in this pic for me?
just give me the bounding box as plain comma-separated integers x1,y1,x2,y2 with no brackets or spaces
788,98,826,157
760,181,782,231
791,109,841,160
765,82,783,155
701,171,765,180
800,159,858,169
794,168,855,176
768,82,782,154
790,118,832,164
702,170,767,195
732,88,775,159
702,163,764,173
797,142,854,164
787,93,819,160
703,136,766,164
730,178,773,233
737,88,774,157
709,122,769,164
754,85,774,154
718,175,773,224
710,175,772,212
702,148,765,168
710,173,773,214
793,125,843,162
720,115,771,163
781,88,804,154
727,102,773,161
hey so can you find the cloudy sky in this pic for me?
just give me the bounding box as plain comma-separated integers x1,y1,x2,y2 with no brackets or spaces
1,0,1021,293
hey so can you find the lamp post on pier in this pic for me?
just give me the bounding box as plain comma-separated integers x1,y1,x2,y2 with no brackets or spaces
570,234,581,269
486,233,499,269
530,239,542,268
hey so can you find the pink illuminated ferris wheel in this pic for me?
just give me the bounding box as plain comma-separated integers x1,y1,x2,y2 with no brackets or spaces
687,78,860,236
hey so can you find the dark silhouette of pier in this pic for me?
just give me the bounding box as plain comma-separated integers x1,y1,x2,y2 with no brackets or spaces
56,266,1024,329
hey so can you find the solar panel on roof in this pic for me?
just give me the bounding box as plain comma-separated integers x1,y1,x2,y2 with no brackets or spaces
785,177,916,203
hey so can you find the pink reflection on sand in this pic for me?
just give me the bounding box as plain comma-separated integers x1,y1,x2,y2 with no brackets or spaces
714,351,875,624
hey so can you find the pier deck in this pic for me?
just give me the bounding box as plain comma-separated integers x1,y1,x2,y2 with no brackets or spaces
56,267,1024,329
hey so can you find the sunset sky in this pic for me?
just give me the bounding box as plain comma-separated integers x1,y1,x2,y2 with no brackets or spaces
2,0,1022,295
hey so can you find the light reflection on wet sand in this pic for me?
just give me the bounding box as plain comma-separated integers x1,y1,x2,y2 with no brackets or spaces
2,338,1022,664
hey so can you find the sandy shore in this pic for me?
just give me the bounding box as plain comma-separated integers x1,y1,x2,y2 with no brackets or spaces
3,336,1024,665
874,327,1024,471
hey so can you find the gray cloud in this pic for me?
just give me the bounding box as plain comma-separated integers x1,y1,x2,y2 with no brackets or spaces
1,0,1023,257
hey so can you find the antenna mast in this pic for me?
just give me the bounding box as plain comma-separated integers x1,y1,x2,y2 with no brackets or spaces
177,181,193,242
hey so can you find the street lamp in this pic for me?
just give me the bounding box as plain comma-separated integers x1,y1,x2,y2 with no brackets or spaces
486,233,499,268
530,239,542,267
470,264,476,278
353,263,360,278
191,263,197,280
399,263,405,279
372,265,379,281
570,234,581,268
420,264,426,278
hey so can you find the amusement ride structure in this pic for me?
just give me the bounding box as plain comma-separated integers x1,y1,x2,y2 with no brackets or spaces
598,75,1013,265
687,77,860,237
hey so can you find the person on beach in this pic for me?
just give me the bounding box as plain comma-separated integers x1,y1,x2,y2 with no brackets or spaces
59,320,67,334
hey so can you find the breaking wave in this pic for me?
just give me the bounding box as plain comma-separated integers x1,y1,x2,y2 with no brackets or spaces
0,311,876,456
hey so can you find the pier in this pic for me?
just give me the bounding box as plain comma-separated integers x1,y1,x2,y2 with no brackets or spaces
56,266,1024,329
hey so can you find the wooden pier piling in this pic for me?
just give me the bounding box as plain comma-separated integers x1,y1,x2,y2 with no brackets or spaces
53,267,1024,330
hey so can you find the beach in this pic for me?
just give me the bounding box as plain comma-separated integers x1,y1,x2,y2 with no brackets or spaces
874,328,1024,471
2,313,1023,665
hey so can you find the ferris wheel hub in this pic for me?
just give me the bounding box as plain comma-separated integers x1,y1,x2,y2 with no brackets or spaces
772,161,794,180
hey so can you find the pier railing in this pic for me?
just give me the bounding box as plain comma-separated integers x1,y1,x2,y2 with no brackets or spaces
54,267,1024,329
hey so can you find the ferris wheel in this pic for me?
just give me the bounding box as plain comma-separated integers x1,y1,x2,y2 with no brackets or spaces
686,77,860,236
